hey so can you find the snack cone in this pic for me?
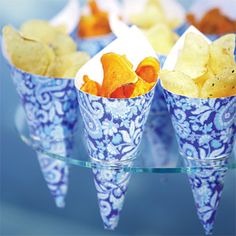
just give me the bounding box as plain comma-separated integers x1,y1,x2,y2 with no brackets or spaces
185,158,228,235
2,52,78,206
161,26,236,160
75,26,157,229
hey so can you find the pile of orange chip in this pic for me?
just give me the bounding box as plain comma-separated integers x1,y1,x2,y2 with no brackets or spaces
80,53,160,98
78,0,111,38
187,8,236,35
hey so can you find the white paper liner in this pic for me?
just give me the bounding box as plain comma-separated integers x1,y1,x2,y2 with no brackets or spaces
75,25,157,89
189,0,236,21
50,0,80,34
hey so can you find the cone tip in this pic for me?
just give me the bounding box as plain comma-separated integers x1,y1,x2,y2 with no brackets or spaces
55,196,66,208
203,223,214,235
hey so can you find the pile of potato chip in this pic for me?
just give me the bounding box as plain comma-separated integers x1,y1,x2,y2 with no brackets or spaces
128,0,179,55
160,32,236,98
78,0,111,38
80,53,160,98
2,20,89,78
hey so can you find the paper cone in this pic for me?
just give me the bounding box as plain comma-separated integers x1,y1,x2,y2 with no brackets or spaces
77,33,116,57
92,163,132,230
185,158,228,235
36,137,74,208
3,59,78,207
161,26,236,160
75,25,157,228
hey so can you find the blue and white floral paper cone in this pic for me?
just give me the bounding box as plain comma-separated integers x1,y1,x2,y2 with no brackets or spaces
92,165,132,230
161,26,236,160
163,91,236,160
185,158,228,235
36,137,74,208
75,25,157,229
4,62,78,207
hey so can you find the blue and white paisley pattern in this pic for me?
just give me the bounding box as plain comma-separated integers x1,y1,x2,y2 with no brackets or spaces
92,166,131,229
8,63,78,207
76,33,116,57
9,64,79,142
186,158,228,235
77,89,155,162
163,88,236,160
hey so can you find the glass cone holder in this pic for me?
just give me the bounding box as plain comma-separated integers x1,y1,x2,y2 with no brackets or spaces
14,105,236,173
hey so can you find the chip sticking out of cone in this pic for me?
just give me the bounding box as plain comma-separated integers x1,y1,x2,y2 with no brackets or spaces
75,25,159,229
160,26,236,160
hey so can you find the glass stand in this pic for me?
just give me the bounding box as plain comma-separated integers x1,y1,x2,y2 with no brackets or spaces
15,105,236,173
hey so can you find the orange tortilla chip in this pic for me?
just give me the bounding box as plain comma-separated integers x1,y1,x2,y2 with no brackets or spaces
135,57,160,83
131,77,155,98
80,75,101,96
100,53,138,97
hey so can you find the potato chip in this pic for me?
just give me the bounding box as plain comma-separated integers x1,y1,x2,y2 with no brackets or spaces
47,52,90,78
201,66,236,98
50,32,77,56
100,53,138,97
110,84,135,98
195,66,215,88
21,19,76,56
2,25,55,75
131,77,155,98
175,32,209,79
20,20,56,44
80,75,101,96
144,23,178,55
130,3,166,29
78,0,111,38
160,70,199,97
135,57,160,83
209,34,236,75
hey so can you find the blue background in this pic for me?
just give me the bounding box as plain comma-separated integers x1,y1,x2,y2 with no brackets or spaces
0,0,235,235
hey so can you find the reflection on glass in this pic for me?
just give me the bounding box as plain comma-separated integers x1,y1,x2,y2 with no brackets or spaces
184,157,229,235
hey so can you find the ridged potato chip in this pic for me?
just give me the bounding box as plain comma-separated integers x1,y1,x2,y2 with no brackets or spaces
3,25,55,75
175,32,209,79
100,53,138,97
201,66,236,98
160,70,199,97
209,34,236,75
